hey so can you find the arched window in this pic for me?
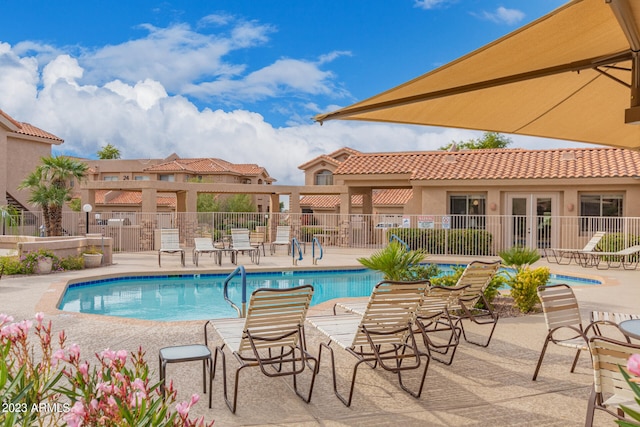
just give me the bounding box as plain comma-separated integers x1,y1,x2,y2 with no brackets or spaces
315,170,333,185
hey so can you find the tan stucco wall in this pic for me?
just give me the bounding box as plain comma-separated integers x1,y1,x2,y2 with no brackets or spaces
6,136,54,209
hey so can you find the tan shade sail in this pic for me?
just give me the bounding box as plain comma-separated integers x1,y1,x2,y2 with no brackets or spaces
315,0,640,149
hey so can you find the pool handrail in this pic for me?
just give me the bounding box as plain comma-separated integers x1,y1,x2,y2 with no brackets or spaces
223,265,247,318
312,237,323,265
389,234,410,251
292,237,303,265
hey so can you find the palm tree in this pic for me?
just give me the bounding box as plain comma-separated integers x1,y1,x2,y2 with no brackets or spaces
357,241,428,281
19,156,88,236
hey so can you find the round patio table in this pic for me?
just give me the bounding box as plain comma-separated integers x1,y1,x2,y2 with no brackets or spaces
619,319,640,340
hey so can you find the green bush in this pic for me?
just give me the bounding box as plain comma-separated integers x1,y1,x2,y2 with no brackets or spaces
357,241,427,281
0,256,23,275
509,267,550,313
59,255,84,271
391,228,493,255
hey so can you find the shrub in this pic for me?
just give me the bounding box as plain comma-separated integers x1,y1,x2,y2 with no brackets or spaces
59,255,85,271
499,246,540,271
357,241,427,281
0,313,213,426
391,228,493,255
20,249,60,274
509,267,550,313
0,256,23,275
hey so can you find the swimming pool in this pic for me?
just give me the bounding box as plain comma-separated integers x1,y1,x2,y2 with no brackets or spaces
58,265,601,322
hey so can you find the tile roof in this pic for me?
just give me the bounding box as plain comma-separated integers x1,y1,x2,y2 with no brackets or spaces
334,148,640,180
95,190,176,207
300,189,412,208
143,158,272,178
0,109,63,142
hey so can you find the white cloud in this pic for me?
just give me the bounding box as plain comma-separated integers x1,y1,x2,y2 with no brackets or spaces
479,7,525,25
414,0,452,10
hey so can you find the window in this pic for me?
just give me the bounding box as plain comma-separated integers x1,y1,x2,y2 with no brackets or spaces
134,175,150,181
449,195,486,229
315,170,333,185
159,174,175,182
579,194,623,233
103,176,118,181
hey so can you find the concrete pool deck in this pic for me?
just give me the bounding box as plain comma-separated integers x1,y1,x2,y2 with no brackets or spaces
1,247,639,426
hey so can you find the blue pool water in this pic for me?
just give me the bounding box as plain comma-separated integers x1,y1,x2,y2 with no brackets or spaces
58,266,601,322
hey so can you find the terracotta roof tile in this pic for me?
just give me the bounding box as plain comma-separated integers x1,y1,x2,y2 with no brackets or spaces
95,190,175,207
143,158,271,178
300,189,412,208
0,109,63,142
334,148,640,180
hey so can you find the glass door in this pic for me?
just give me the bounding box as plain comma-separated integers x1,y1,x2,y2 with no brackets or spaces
505,193,557,250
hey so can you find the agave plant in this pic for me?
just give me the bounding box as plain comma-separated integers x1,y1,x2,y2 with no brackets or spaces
357,241,428,281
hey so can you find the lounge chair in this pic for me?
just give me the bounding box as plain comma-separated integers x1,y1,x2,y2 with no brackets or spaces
158,229,185,267
585,336,640,426
231,229,260,264
193,238,217,266
543,231,606,265
249,231,266,256
532,284,628,381
579,244,640,270
204,285,318,413
334,282,468,366
270,226,291,255
448,260,502,347
308,280,430,407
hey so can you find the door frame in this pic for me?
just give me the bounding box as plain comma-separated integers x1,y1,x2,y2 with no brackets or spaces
504,193,559,250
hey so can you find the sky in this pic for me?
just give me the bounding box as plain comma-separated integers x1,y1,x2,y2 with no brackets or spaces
0,0,590,185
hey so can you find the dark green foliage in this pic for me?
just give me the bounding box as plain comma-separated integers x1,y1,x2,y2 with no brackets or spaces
357,241,427,281
431,265,505,306
391,228,493,256
498,246,541,271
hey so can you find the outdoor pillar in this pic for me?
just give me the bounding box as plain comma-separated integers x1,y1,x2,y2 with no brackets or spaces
268,194,280,241
141,188,157,213
176,190,197,213
0,131,7,207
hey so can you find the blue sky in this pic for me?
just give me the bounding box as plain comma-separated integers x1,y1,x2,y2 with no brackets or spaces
0,0,583,184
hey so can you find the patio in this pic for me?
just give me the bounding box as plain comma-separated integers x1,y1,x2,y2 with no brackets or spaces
1,248,638,426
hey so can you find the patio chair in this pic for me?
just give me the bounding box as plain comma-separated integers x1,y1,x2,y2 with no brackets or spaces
333,282,468,366
585,336,640,426
308,280,430,407
158,229,185,267
532,284,628,381
270,226,291,255
231,229,260,264
193,238,217,266
448,260,502,347
543,231,606,265
204,285,318,413
249,231,266,256
579,244,640,270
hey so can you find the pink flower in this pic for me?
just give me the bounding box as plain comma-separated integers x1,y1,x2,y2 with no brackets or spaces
52,349,66,366
34,312,44,326
63,401,86,427
116,349,128,363
176,401,190,418
101,348,116,362
78,362,89,377
0,313,13,326
628,354,640,377
129,391,146,407
132,378,146,391
69,343,81,357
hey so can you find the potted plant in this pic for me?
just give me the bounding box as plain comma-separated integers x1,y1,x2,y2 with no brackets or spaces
82,246,103,268
22,249,57,274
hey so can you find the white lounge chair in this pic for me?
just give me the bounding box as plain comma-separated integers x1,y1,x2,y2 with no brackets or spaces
579,244,640,270
544,231,606,265
270,226,291,255
231,229,260,264
158,229,185,267
193,237,217,266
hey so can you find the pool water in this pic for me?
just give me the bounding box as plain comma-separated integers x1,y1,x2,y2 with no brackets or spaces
58,266,601,322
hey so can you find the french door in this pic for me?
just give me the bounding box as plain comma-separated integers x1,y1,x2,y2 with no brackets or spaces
505,193,558,250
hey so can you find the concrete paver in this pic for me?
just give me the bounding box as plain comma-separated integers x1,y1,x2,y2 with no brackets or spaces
1,248,638,426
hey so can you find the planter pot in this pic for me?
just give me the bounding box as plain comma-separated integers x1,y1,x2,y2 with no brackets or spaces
83,253,103,268
35,258,53,274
